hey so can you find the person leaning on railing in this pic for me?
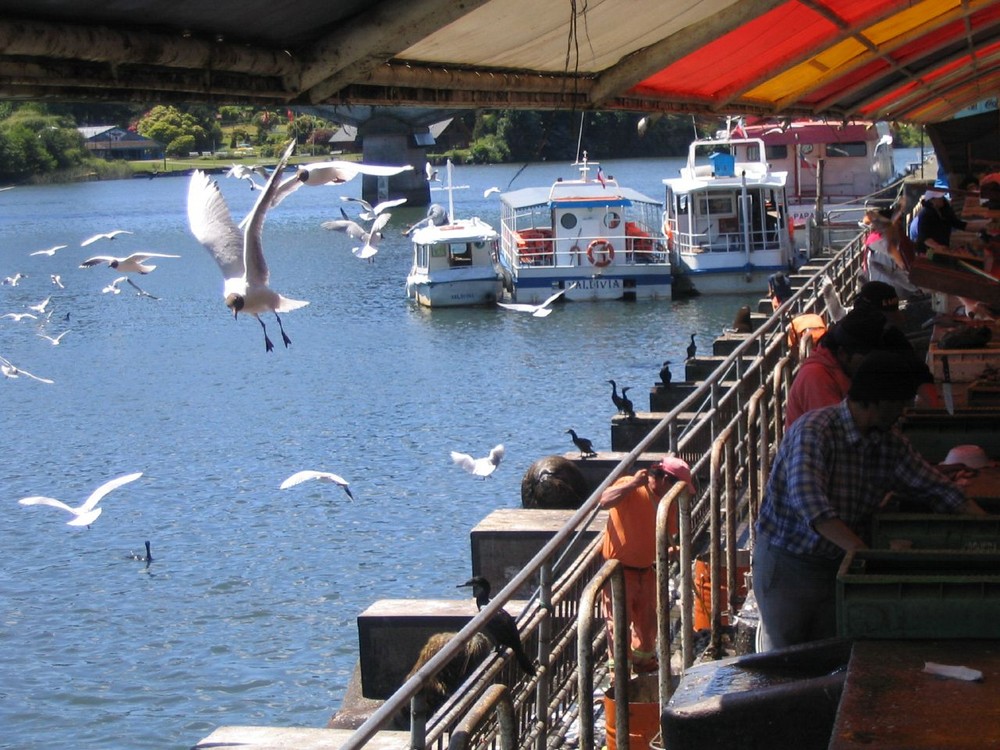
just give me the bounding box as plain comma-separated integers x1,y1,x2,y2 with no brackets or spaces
752,350,986,651
598,456,694,675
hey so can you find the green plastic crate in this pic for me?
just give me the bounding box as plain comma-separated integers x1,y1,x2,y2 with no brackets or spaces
870,513,1000,552
837,549,1000,639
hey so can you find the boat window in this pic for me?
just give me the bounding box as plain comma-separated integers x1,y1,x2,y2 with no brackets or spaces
449,243,472,266
560,213,578,230
697,196,734,215
825,141,867,158
764,144,787,160
604,211,621,229
676,194,689,215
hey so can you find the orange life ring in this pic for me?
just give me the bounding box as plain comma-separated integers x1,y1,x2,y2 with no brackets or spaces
587,238,615,267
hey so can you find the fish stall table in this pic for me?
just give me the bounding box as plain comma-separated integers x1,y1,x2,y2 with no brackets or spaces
829,640,1000,749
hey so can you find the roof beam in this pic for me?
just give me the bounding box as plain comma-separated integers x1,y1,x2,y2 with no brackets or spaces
585,0,787,108
299,0,491,104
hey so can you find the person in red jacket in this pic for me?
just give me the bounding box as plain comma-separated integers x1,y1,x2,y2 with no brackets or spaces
599,456,694,674
784,308,886,428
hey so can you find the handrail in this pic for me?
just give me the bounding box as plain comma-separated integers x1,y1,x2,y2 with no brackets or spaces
341,230,869,750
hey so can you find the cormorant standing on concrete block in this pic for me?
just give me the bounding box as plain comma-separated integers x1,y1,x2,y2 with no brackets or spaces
686,333,697,360
659,360,672,386
458,576,536,676
565,429,597,458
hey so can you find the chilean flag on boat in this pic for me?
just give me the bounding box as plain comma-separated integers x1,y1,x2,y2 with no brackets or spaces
596,167,606,187
731,117,747,139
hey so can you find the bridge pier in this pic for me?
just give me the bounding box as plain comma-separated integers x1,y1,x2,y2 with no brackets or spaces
358,115,431,208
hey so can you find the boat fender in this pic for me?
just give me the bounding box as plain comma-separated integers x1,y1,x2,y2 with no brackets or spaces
587,238,615,267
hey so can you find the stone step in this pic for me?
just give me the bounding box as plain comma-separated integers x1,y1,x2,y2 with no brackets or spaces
194,726,409,749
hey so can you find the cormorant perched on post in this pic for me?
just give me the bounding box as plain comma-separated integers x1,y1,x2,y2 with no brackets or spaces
458,576,536,676
659,360,672,387
565,429,597,458
686,333,697,360
607,379,629,414
620,386,636,420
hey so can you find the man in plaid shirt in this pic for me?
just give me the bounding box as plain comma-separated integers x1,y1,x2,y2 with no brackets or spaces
753,350,986,650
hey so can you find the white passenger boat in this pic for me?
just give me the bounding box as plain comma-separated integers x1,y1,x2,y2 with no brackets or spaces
662,136,795,294
497,154,674,304
736,119,896,231
405,160,503,308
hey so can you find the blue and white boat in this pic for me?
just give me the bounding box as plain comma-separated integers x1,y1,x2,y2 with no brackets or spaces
498,154,673,304
662,136,795,294
405,160,503,308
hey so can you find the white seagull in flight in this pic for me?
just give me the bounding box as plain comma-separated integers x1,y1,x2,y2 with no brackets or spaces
80,252,180,274
1,312,37,322
30,244,68,257
188,139,308,352
37,330,70,346
279,470,355,500
497,283,578,318
450,444,505,478
340,195,407,221
18,472,143,527
80,229,133,246
322,209,391,261
0,354,53,383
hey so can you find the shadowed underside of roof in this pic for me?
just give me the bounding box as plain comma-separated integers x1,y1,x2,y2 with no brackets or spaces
0,0,995,125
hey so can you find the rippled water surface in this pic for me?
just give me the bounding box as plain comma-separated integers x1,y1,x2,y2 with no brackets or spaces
0,151,905,748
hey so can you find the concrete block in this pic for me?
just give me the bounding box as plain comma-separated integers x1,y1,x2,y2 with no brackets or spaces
194,726,408,749
610,411,697,452
356,598,526,699
649,382,700,412
471,508,606,596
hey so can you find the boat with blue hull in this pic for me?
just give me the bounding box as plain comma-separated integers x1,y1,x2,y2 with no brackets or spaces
663,136,795,294
405,160,503,307
498,154,674,303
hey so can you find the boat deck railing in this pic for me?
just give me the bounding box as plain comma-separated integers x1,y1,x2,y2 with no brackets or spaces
340,233,867,750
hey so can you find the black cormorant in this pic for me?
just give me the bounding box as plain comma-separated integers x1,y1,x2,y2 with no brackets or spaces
686,334,697,360
565,429,597,458
659,360,672,386
129,540,152,564
607,379,628,414
620,386,635,419
458,576,536,676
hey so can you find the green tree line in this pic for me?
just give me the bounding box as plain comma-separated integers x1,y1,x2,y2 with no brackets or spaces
0,101,931,184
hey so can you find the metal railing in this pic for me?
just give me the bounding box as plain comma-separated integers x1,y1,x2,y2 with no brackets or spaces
341,232,868,750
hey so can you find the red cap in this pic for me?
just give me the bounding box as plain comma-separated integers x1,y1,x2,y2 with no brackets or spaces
658,456,695,493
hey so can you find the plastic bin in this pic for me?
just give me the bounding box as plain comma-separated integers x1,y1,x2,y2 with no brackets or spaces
709,151,735,177
836,549,1000,639
870,513,1000,552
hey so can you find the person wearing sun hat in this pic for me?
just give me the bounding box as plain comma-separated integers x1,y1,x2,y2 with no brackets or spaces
753,350,987,650
599,455,694,674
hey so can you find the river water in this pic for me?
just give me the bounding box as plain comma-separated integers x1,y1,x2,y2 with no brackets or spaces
0,149,920,749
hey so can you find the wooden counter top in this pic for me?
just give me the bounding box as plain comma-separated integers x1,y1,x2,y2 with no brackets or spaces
830,640,1000,749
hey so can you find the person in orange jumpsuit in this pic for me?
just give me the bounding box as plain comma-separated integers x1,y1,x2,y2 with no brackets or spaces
599,456,694,674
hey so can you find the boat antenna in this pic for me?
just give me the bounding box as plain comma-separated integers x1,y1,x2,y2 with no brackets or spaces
575,111,585,164
446,158,455,224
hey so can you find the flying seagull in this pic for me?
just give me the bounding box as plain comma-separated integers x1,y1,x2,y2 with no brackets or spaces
341,195,407,221
28,297,51,314
451,444,505,478
188,139,308,352
50,274,64,289
37,330,70,346
2,273,27,286
497,282,578,318
225,163,269,190
80,252,180,274
322,209,391,261
125,277,159,299
80,229,133,246
102,276,128,295
30,244,68,257
18,472,143,526
1,312,37,322
0,354,53,383
279,470,354,500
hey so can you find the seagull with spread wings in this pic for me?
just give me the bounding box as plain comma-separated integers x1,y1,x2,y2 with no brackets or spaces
80,252,180,274
188,139,308,352
80,229,133,246
451,444,505,478
279,470,355,500
497,283,578,318
18,472,143,527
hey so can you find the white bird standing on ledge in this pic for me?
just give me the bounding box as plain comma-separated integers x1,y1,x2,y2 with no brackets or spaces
188,139,308,352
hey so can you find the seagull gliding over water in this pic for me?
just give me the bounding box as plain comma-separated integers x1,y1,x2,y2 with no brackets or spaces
451,444,505,478
18,472,143,526
280,470,355,500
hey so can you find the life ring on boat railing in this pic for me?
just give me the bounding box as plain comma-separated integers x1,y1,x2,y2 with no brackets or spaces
587,238,615,267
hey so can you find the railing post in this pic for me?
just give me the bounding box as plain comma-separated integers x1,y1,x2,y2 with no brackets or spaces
678,487,694,668
447,684,515,750
533,563,553,750
578,561,628,750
